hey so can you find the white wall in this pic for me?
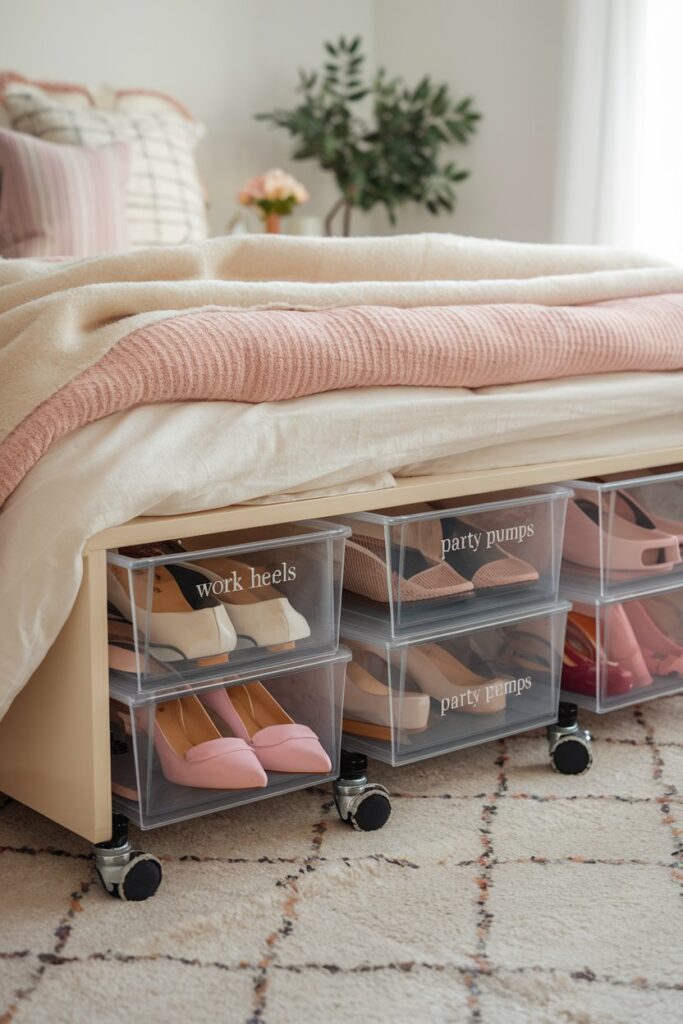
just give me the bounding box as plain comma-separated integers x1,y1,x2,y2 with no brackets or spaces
0,0,377,234
374,0,568,241
0,0,568,241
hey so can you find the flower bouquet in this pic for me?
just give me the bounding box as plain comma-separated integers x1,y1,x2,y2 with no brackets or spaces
238,168,309,233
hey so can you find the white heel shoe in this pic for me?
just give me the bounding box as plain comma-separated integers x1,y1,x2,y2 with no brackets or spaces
188,559,311,651
107,563,237,664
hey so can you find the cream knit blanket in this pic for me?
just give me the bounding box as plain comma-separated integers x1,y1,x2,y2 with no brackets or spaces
1,233,683,505
1,233,682,434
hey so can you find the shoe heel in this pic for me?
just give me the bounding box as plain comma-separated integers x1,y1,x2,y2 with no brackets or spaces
196,653,231,668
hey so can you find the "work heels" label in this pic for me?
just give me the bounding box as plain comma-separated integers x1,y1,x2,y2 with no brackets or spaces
195,561,297,597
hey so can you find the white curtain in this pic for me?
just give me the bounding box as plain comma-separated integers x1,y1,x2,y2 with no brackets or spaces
555,0,683,264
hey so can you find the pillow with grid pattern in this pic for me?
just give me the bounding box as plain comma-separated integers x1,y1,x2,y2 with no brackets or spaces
0,71,95,129
4,83,207,246
0,128,130,257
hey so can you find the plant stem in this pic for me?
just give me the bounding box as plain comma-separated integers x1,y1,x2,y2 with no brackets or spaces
342,201,352,237
324,196,345,236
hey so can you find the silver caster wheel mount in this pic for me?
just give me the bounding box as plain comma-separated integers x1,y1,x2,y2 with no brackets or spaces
548,702,593,776
94,813,163,901
334,750,392,831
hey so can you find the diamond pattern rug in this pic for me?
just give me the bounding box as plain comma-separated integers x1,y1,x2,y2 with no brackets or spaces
1,695,682,1023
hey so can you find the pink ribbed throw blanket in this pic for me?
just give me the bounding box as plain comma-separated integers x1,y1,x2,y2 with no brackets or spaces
2,292,683,506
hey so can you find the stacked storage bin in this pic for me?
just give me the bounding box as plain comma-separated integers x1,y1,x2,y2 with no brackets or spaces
336,488,578,774
106,521,351,837
559,470,683,722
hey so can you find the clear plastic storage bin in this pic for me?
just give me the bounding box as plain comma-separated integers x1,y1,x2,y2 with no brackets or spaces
109,649,349,829
560,582,683,712
340,601,568,766
337,487,569,636
561,468,683,595
106,521,349,690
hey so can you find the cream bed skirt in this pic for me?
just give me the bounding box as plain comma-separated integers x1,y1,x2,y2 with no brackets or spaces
1,369,682,717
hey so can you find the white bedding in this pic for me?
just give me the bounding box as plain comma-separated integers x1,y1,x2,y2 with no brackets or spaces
2,369,683,718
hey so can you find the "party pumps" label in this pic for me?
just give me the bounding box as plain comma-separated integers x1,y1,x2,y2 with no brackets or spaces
441,522,534,559
440,675,532,716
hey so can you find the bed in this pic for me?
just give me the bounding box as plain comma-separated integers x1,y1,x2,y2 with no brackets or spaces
1,232,682,845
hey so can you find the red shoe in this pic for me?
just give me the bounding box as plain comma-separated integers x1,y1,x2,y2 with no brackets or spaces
563,611,634,697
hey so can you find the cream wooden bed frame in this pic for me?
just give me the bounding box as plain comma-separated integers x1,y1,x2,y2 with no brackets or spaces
1,445,682,844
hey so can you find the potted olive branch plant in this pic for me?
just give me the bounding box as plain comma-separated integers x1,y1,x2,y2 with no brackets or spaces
256,35,481,236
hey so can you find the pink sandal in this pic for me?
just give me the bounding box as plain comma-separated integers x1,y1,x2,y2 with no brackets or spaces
613,489,683,552
564,491,680,577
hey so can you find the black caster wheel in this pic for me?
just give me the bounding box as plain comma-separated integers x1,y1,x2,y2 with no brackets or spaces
334,750,392,831
550,735,593,776
548,703,593,776
94,813,162,901
100,852,163,902
347,790,392,832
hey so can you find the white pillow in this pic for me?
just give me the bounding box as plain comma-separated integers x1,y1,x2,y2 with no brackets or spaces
4,82,207,246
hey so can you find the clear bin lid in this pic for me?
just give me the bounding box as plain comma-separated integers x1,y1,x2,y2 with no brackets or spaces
107,519,350,568
344,486,572,526
341,599,570,649
110,646,352,707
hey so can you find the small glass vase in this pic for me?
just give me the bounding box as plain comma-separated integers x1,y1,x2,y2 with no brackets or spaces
264,213,281,234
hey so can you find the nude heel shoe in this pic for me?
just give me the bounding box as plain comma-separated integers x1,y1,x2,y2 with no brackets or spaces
343,536,474,604
201,683,332,774
107,618,185,679
404,644,508,714
342,660,431,740
431,508,539,595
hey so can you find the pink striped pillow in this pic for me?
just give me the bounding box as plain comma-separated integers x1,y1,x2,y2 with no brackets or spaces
0,128,130,257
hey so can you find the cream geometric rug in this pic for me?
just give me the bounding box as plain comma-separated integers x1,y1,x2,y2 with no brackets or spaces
1,695,682,1024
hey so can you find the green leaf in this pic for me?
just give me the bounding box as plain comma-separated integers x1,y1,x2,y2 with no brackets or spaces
431,84,448,116
414,76,430,102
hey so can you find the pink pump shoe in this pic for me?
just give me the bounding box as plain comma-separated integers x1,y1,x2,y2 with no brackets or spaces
599,603,653,688
623,601,683,678
112,696,268,793
201,683,332,774
573,601,652,689
564,491,680,577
